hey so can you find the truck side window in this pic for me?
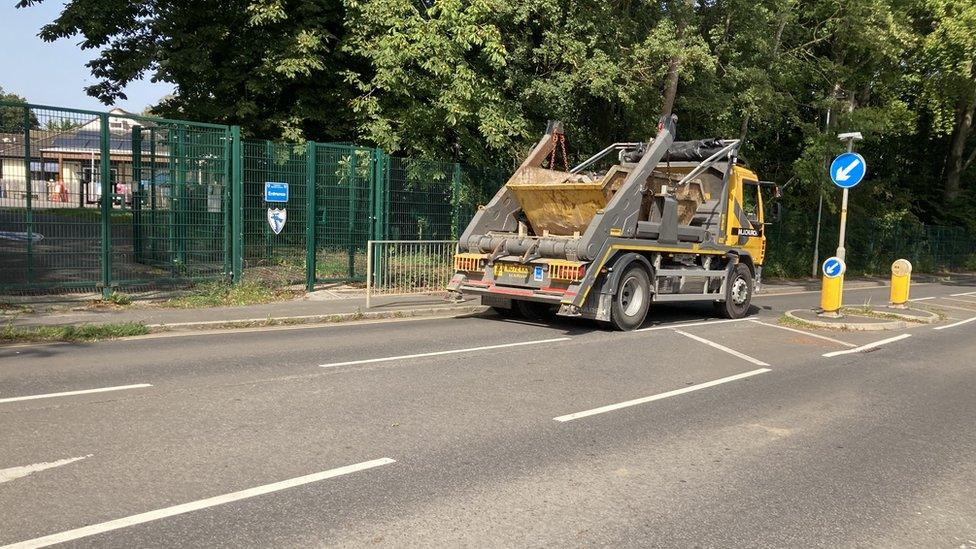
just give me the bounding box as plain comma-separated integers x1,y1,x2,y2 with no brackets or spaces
742,182,760,222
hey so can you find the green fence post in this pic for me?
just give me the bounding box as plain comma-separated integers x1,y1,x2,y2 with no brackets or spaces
370,148,388,285
132,125,143,262
222,128,232,279
22,106,33,286
231,126,243,283
100,113,112,298
305,141,317,291
451,162,462,239
176,125,187,272
347,148,358,279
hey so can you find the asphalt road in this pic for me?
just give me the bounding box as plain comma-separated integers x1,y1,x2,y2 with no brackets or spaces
2,281,976,547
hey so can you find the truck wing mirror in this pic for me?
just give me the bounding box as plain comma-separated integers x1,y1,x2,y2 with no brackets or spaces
767,202,782,223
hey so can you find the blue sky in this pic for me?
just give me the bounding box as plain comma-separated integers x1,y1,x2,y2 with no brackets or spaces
0,1,173,112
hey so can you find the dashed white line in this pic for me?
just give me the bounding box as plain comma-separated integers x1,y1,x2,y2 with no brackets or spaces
0,384,153,404
822,333,912,357
553,368,771,422
0,455,91,484
319,338,571,368
942,297,976,306
747,319,857,347
2,458,396,549
673,329,771,366
908,296,936,302
949,290,976,297
635,317,752,332
933,316,976,331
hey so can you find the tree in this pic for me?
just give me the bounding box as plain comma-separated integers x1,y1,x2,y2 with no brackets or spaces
17,0,354,142
0,86,38,133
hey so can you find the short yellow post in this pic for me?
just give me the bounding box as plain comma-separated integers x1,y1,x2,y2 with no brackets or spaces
889,259,912,309
819,256,845,317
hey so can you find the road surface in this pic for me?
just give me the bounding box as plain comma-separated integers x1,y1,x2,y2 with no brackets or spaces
2,281,976,547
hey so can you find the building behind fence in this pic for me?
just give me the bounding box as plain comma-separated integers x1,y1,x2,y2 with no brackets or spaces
0,101,973,296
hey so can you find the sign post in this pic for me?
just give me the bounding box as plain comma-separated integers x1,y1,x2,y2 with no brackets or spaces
830,133,865,261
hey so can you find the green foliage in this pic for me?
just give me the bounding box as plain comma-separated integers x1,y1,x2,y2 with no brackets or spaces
0,323,149,343
164,279,291,308
0,85,38,132
15,0,976,232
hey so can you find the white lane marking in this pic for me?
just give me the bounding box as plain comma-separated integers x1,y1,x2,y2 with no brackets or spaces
949,290,976,297
0,384,153,404
942,297,976,305
635,317,752,332
908,296,936,302
673,329,770,366
747,319,857,347
822,334,912,357
919,301,976,313
319,338,571,368
934,316,976,331
0,455,91,484
3,458,395,549
553,368,771,422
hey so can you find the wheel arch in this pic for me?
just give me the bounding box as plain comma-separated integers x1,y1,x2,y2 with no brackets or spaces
599,251,654,297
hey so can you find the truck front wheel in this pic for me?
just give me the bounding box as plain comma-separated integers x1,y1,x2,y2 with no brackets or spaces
715,264,753,319
610,264,651,330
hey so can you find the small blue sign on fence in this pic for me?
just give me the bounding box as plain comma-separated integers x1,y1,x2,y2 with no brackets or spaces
264,182,289,203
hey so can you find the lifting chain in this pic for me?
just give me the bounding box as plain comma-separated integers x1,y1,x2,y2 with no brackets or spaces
548,132,569,172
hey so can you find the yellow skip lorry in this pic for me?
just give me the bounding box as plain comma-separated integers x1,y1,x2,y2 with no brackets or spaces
447,116,781,330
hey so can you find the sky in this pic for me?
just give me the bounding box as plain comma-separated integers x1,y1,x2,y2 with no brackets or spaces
0,1,174,113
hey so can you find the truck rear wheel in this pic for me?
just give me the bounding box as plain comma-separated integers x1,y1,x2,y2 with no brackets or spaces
610,264,651,331
715,264,753,319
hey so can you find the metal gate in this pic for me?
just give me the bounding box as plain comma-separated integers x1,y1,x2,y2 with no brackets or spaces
0,102,233,295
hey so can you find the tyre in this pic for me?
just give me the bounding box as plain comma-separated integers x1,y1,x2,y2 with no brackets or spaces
609,264,651,331
715,263,753,319
516,300,557,320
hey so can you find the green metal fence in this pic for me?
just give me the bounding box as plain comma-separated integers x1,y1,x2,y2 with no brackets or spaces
765,210,976,277
0,101,233,295
0,101,507,295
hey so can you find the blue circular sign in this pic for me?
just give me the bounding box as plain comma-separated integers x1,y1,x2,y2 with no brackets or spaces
822,256,846,278
830,152,866,188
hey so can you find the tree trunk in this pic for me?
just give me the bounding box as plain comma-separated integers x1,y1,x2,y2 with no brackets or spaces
945,91,976,202
660,0,695,120
738,4,791,143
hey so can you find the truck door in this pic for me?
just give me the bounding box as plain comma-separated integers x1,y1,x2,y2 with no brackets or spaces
726,167,766,264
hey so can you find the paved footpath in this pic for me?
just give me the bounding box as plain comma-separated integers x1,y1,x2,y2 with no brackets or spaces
1,280,976,547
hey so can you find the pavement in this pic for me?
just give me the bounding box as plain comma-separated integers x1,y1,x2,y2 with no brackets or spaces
3,274,964,332
1,279,976,546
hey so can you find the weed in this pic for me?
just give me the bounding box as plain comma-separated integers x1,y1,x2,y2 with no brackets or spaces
1,323,149,343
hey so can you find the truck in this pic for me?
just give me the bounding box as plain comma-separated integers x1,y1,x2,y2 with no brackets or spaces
446,116,781,330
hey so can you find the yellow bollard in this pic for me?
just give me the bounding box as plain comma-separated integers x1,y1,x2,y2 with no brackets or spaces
889,259,912,308
819,257,846,317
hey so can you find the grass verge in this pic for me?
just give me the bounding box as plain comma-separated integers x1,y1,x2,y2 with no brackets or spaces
1,322,149,343
164,280,296,308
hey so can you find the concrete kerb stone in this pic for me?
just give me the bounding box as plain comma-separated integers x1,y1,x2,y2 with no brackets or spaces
785,307,939,331
145,305,488,333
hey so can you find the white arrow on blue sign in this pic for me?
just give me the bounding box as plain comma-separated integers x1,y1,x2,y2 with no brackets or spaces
829,152,866,189
822,256,846,278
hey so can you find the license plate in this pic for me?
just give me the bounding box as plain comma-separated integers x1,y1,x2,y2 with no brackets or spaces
496,263,529,277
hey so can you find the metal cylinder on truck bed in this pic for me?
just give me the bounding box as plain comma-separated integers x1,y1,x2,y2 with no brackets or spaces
466,235,581,260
